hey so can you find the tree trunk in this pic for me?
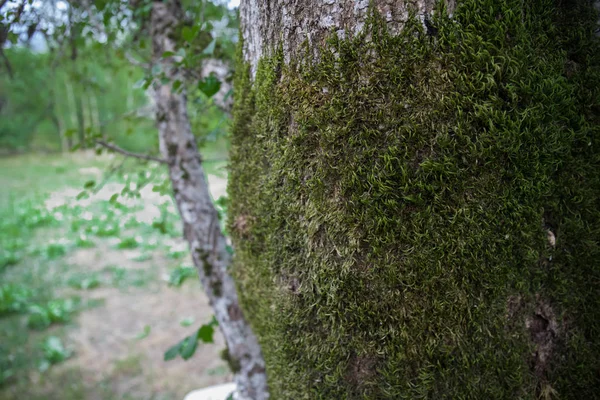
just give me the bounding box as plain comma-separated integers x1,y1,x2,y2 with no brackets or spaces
94,92,108,140
74,87,85,148
65,80,78,149
149,1,268,399
233,0,600,398
68,5,85,149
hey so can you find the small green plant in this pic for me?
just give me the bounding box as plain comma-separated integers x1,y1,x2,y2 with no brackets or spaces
141,237,159,251
39,336,71,371
41,240,69,259
67,273,101,290
0,284,31,316
167,265,196,287
0,251,21,270
74,233,95,248
20,205,55,229
131,253,152,262
117,236,141,249
27,299,75,330
108,266,128,286
166,247,187,259
107,266,149,288
87,222,120,237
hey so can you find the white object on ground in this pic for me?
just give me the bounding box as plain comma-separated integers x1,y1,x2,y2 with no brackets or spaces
184,383,237,400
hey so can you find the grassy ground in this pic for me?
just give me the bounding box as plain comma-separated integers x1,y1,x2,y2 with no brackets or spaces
0,146,231,400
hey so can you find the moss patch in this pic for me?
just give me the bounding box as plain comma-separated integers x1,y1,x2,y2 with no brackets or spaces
229,1,600,399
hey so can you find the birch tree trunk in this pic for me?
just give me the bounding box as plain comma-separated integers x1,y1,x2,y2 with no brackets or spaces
233,0,600,398
149,2,268,399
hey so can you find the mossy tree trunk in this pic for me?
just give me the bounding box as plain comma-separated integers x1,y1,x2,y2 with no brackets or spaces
231,0,600,398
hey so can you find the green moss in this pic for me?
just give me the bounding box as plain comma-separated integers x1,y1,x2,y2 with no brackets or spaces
229,1,600,399
211,280,222,297
197,248,213,276
220,347,242,373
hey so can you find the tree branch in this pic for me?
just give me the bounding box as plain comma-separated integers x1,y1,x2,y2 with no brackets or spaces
95,140,167,164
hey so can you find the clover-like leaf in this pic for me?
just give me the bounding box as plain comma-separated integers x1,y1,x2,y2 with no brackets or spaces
198,75,221,98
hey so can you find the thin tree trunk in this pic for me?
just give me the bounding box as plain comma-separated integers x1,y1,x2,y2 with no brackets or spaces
94,93,107,140
67,4,86,148
65,79,78,149
150,1,268,399
74,90,85,147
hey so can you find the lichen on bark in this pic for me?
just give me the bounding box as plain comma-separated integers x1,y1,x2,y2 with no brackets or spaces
231,1,600,399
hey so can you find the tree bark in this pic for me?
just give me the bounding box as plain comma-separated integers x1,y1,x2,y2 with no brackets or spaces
234,0,600,398
150,2,268,399
74,91,85,147
68,3,86,148
65,79,78,149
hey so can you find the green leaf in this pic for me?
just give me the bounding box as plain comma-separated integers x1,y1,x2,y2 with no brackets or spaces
102,10,112,26
181,26,195,42
202,38,216,55
172,80,182,92
164,316,218,361
180,335,198,360
162,51,175,58
198,76,221,98
164,339,184,361
135,325,151,340
109,193,119,204
168,266,196,287
197,323,215,344
84,180,95,189
95,0,107,11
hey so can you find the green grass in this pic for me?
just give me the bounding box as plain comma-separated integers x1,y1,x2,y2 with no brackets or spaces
0,153,107,209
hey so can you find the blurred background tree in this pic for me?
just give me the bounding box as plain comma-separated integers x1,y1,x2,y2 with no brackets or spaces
0,0,237,154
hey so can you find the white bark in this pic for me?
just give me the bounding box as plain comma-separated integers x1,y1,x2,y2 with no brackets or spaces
240,0,451,77
150,2,268,399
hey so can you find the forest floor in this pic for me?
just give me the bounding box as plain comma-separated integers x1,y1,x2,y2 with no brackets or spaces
0,149,232,400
